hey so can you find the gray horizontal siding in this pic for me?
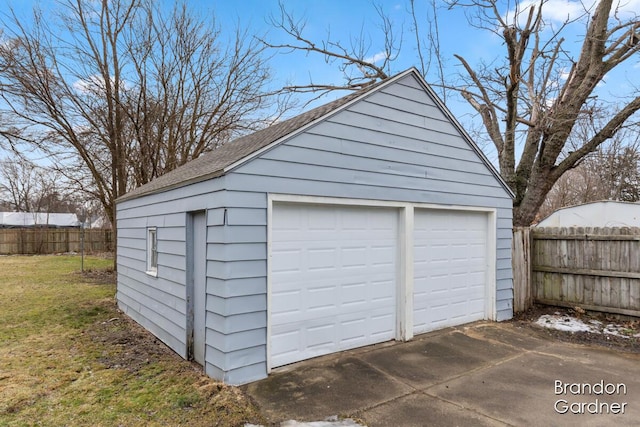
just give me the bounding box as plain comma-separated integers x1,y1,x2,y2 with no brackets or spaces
117,283,186,352
116,183,227,369
207,243,266,262
117,300,186,357
207,345,266,371
308,120,482,163
244,156,503,192
226,174,512,209
207,311,266,335
207,277,267,298
206,361,266,386
206,328,266,353
118,272,186,312
208,225,267,244
208,294,266,316
117,183,226,219
348,98,458,135
264,139,494,179
118,244,146,259
206,260,266,280
363,90,442,119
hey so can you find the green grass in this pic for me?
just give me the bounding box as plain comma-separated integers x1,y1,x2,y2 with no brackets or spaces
0,255,264,427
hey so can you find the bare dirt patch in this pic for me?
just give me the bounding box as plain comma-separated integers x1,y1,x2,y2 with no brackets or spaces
81,306,266,426
84,312,178,373
73,267,116,285
511,304,640,353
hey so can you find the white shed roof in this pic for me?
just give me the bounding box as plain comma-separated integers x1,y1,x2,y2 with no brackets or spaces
0,212,80,228
536,201,640,227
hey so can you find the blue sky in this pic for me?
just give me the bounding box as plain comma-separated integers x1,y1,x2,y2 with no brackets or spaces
2,0,640,163
206,0,640,161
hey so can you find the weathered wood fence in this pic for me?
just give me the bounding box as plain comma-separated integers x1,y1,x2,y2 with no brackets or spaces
513,226,640,317
512,227,532,313
0,228,113,255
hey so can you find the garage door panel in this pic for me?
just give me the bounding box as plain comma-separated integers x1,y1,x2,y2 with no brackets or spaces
271,308,396,367
413,209,489,335
270,203,398,368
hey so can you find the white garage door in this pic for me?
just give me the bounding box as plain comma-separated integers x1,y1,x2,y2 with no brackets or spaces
413,209,488,334
270,203,397,368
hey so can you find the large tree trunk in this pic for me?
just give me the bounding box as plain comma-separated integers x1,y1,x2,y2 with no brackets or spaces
512,168,557,226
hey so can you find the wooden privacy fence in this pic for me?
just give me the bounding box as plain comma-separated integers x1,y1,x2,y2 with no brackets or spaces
0,228,113,255
517,226,640,317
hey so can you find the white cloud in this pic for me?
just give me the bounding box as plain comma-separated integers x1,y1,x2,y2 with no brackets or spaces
73,74,130,95
505,0,640,25
365,51,388,64
505,0,590,24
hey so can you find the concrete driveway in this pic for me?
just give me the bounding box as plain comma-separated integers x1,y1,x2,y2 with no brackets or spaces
243,322,640,426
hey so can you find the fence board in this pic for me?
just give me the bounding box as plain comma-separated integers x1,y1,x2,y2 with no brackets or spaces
0,228,113,254
512,227,531,313
530,226,640,318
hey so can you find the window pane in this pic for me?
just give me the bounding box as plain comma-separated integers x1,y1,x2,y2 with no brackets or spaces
149,228,158,271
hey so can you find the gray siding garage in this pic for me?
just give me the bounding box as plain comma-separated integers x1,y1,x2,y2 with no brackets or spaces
116,68,514,385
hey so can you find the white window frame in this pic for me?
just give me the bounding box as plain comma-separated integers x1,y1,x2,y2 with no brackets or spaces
146,227,158,276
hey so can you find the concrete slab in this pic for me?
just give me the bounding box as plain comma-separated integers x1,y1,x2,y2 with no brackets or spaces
358,330,519,388
243,322,640,426
428,350,639,426
243,356,413,422
361,392,508,427
463,323,551,351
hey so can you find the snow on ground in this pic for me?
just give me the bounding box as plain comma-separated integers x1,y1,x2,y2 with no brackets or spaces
280,420,364,427
536,312,640,338
246,417,364,427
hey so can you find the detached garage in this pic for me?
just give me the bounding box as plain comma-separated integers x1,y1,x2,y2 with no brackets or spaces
116,68,514,385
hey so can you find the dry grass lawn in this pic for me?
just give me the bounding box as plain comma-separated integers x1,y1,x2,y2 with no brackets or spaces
0,255,264,427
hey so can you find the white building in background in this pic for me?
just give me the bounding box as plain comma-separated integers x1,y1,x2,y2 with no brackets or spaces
0,212,80,228
536,201,640,227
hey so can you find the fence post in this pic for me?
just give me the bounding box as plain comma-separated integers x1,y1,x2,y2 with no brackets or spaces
512,227,532,313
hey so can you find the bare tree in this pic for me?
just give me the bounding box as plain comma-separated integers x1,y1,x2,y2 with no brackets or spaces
0,158,38,212
268,0,640,226
0,157,70,213
539,129,640,219
450,0,640,225
0,0,288,233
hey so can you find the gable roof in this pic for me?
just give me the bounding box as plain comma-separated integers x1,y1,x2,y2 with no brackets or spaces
118,68,514,202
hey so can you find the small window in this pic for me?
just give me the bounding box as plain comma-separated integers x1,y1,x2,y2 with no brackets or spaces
147,227,158,276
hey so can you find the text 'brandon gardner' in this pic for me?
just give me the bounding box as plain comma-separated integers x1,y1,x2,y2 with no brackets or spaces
554,380,628,415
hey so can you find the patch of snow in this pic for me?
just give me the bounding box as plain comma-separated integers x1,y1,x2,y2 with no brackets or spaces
603,324,637,338
536,313,637,339
536,314,595,333
281,420,364,427
246,418,365,427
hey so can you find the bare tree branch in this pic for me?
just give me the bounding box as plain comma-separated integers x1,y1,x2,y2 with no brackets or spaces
260,0,397,101
0,0,288,231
